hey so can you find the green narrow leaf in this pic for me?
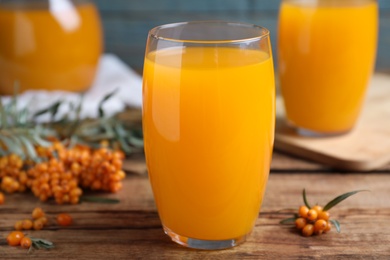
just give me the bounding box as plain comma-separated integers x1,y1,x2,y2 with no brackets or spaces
127,135,144,148
31,238,54,247
303,189,311,209
64,96,84,137
114,121,128,136
323,190,368,211
33,103,52,117
33,101,62,118
31,131,52,147
11,81,19,123
17,107,29,126
280,217,297,225
98,89,118,118
29,237,55,252
103,121,115,136
330,219,341,233
75,94,84,119
49,101,62,121
0,147,7,156
0,99,8,128
114,123,132,154
0,135,24,157
19,135,38,160
10,135,26,156
0,135,14,154
81,196,120,204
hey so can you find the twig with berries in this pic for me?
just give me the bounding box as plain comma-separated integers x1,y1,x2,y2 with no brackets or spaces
280,189,367,237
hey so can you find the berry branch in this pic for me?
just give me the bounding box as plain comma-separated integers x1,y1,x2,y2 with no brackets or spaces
280,189,368,237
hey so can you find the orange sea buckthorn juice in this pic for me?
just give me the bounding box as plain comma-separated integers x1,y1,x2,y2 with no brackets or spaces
143,43,275,246
278,0,378,135
0,1,102,94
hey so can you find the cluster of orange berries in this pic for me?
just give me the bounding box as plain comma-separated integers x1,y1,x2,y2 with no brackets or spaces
0,141,125,204
295,205,331,236
6,207,72,250
6,231,32,249
0,154,28,193
14,207,48,231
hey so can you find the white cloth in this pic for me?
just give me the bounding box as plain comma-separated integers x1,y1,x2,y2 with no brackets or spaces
1,54,143,121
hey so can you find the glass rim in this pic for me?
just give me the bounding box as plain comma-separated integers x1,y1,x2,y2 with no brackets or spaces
148,20,270,44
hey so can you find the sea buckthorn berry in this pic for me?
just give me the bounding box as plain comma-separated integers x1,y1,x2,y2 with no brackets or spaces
36,216,48,225
6,231,24,246
70,196,79,205
20,237,32,249
307,209,318,221
295,218,307,229
33,220,44,230
14,220,23,231
314,219,327,232
32,207,45,219
324,221,332,233
22,219,33,230
302,224,314,237
312,205,323,214
314,229,323,235
318,211,330,221
0,192,4,204
56,213,72,226
298,206,309,218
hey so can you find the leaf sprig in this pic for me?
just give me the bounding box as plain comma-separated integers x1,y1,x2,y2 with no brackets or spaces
28,237,55,253
0,89,143,161
0,89,55,161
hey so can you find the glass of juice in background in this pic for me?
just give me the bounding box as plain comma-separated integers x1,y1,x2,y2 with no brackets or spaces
278,0,378,136
0,0,103,95
142,21,275,249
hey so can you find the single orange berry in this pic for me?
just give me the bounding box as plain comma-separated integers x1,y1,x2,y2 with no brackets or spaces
318,211,330,221
314,219,327,232
31,207,45,219
36,216,48,226
14,220,23,231
314,229,323,235
56,213,72,226
295,218,307,230
0,192,4,204
6,231,24,246
298,206,309,218
324,221,332,232
33,220,44,230
20,237,32,249
302,224,314,237
22,219,33,230
312,205,323,214
307,209,318,221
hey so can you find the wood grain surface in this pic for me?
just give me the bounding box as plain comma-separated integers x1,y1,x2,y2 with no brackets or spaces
275,73,390,171
1,153,390,259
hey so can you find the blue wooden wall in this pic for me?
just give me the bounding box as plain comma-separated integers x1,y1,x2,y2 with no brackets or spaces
95,0,390,71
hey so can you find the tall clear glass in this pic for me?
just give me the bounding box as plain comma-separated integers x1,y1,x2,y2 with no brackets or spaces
278,0,378,136
142,21,275,250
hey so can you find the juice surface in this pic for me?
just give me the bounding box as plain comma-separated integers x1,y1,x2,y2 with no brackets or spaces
0,2,102,94
278,0,378,133
143,46,275,240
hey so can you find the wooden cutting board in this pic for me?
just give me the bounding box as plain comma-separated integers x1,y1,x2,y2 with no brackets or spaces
274,73,390,171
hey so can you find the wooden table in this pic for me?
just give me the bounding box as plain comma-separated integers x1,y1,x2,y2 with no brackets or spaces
1,151,389,259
